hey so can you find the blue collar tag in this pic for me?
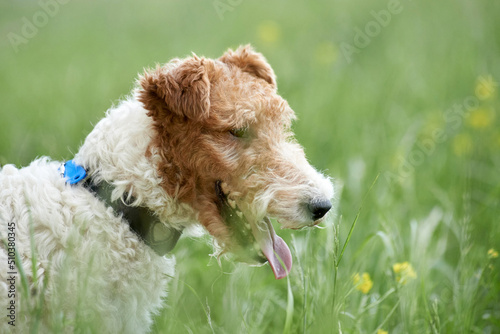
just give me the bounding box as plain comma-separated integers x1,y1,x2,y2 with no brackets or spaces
60,160,87,184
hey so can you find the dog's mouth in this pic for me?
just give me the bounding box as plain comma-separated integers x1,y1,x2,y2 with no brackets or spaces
215,181,292,279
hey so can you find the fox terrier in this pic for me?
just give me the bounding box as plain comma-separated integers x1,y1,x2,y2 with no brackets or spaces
0,45,333,333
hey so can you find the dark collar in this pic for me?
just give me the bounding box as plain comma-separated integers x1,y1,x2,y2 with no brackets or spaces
60,160,182,256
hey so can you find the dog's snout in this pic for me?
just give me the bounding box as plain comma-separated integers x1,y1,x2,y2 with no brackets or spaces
308,198,332,221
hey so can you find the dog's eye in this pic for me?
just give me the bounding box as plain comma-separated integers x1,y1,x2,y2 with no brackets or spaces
229,127,249,138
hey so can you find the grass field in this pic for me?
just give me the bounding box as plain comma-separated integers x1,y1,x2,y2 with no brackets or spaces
1,0,499,333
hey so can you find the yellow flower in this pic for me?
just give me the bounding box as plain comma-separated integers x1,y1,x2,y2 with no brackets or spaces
488,248,499,259
452,133,473,157
315,41,338,66
353,272,373,294
377,329,388,334
467,108,495,129
257,21,281,44
475,75,498,100
393,261,417,285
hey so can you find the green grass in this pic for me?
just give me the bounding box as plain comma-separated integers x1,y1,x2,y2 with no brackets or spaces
1,0,499,332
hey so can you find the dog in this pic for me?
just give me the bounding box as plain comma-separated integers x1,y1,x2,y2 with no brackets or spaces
0,45,333,333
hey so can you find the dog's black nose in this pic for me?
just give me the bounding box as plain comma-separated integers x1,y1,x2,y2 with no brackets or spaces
308,199,332,221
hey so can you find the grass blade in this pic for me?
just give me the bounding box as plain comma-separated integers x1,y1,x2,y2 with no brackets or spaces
336,173,380,267
283,277,294,334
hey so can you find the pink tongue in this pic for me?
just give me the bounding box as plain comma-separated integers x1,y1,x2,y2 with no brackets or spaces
252,219,292,279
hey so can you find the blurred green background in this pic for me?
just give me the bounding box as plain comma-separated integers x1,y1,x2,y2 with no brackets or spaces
1,0,499,333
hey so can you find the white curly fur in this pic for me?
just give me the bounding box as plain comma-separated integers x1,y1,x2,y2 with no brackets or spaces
0,98,190,333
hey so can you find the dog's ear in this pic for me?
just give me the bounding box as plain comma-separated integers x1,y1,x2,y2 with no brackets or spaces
138,56,211,121
219,45,276,88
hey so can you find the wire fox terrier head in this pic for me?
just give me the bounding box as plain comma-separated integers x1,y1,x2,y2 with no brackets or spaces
139,45,334,278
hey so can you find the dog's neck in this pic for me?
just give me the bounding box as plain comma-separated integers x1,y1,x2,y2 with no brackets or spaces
74,96,198,230
81,175,182,255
